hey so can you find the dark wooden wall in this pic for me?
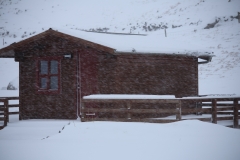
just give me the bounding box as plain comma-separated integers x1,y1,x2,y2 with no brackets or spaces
17,34,102,119
80,48,99,97
98,54,198,98
97,53,117,93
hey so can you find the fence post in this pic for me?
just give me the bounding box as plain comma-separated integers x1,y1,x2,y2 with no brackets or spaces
5,99,9,123
3,99,8,126
196,101,202,115
176,100,181,120
127,102,131,120
19,98,22,120
233,99,239,128
212,99,217,124
81,102,85,122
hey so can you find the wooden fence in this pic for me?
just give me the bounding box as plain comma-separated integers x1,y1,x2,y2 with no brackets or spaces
0,96,239,129
0,97,19,129
81,97,240,128
81,99,181,123
181,97,240,128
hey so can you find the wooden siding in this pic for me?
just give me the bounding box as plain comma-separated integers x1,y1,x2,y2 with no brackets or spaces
98,53,117,93
17,32,113,119
98,54,198,97
80,48,100,97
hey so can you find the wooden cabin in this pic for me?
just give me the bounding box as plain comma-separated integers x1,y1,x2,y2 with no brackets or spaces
0,28,212,119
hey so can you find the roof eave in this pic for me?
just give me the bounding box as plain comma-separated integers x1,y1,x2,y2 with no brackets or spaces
198,55,214,64
115,51,214,64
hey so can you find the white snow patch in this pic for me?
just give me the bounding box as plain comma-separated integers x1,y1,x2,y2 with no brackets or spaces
83,94,175,99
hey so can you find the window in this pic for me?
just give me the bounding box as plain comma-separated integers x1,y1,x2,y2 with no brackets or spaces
37,58,61,93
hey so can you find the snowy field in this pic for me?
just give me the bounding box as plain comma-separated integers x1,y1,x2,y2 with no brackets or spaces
0,114,240,160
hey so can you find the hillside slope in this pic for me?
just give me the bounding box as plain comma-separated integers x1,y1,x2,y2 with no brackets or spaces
0,0,239,94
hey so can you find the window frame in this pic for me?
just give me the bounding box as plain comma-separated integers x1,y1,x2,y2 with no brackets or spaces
36,57,61,94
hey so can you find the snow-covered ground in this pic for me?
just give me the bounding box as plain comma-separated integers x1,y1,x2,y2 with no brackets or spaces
0,115,240,160
0,0,240,159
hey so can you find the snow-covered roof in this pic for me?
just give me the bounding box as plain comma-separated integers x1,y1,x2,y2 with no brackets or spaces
55,28,214,58
0,28,214,61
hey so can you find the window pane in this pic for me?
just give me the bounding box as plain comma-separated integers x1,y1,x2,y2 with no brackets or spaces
50,76,58,89
41,78,47,89
40,61,48,74
51,60,58,74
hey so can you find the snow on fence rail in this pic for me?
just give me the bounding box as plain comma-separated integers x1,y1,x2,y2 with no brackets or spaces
0,97,19,129
81,95,240,128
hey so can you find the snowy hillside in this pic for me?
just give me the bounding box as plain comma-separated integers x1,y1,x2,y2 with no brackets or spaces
0,0,240,94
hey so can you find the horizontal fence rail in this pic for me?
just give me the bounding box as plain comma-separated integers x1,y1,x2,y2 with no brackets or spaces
81,96,240,128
